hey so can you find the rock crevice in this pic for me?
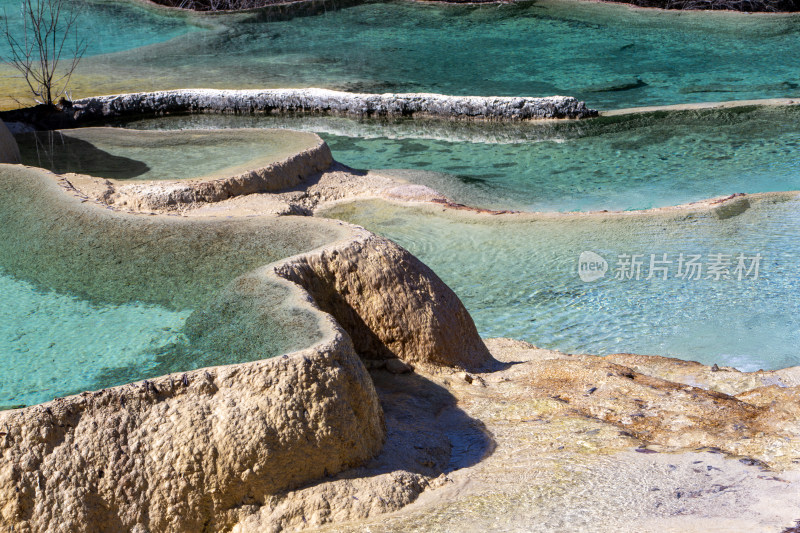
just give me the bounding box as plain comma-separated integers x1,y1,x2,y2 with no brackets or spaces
0,167,491,532
274,230,493,371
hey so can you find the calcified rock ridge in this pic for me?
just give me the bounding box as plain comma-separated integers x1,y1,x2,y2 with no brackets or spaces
0,232,489,533
0,164,491,532
67,88,597,122
102,129,332,211
1,138,800,532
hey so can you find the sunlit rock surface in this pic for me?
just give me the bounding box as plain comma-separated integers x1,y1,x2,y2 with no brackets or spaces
302,338,800,533
70,89,598,121
0,163,490,532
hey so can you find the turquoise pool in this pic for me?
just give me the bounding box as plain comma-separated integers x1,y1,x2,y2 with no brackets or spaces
1,0,797,108
0,272,190,408
126,105,800,212
0,165,342,408
0,0,198,58
98,0,800,108
325,196,800,372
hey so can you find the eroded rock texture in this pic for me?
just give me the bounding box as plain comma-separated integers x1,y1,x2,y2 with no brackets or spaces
70,89,597,121
274,230,493,371
0,316,383,533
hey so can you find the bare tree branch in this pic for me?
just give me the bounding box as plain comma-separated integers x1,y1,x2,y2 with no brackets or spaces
153,0,302,12
620,0,797,11
1,0,87,107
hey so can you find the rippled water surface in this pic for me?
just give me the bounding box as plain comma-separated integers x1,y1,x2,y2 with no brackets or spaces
325,197,800,371
128,106,800,211
0,166,339,407
3,0,800,108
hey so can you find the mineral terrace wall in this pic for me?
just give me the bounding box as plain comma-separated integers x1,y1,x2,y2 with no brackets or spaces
109,133,334,210
68,88,598,121
0,168,492,532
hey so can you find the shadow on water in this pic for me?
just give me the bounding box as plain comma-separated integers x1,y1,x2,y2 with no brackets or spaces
16,131,151,180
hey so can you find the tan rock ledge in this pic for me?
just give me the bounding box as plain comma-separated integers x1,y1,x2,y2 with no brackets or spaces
16,127,334,211
2,157,800,531
0,164,491,532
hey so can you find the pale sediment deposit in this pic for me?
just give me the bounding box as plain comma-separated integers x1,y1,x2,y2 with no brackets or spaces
1,141,800,533
67,88,598,122
303,338,800,533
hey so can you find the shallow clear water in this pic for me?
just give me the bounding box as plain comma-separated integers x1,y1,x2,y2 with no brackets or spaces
2,1,799,108
94,1,800,108
0,272,190,408
126,106,800,211
0,0,197,58
16,128,319,181
325,197,800,371
0,165,342,407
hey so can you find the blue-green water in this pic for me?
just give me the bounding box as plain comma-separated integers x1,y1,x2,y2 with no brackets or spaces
0,0,197,58
322,110,800,212
126,105,800,212
0,272,190,407
326,197,800,371
1,0,797,108
0,164,341,407
4,0,800,405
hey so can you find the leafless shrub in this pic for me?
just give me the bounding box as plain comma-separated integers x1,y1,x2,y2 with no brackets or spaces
622,0,797,11
159,0,291,11
1,0,87,106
